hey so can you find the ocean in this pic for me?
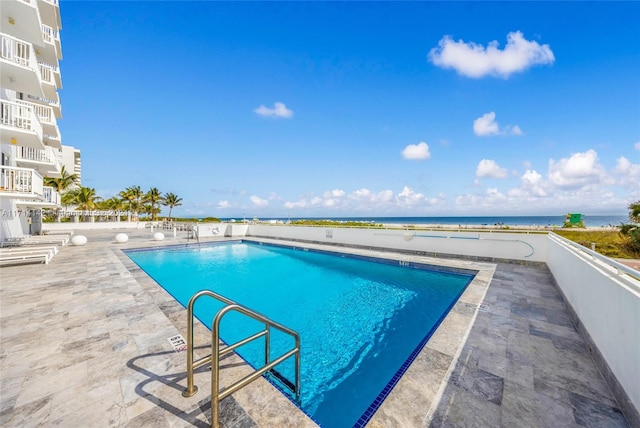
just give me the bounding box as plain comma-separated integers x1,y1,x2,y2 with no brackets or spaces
232,215,628,228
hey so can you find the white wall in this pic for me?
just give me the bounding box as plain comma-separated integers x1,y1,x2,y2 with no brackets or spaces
43,221,143,231
546,235,640,413
194,223,226,237
246,224,549,262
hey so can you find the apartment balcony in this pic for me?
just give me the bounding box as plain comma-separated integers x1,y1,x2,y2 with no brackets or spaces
37,62,60,102
37,0,62,31
38,24,62,64
0,33,46,98
41,185,60,205
15,99,58,137
26,93,61,119
14,185,61,208
0,165,44,200
0,99,44,149
43,132,61,149
0,0,45,48
16,145,62,177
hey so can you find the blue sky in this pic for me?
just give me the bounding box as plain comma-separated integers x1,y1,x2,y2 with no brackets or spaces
58,1,640,218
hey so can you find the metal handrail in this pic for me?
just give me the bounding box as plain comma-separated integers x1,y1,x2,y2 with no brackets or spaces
182,290,301,428
548,232,640,284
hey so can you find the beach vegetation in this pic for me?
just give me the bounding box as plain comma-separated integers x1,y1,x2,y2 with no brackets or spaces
143,187,163,221
553,230,630,258
628,200,640,224
162,193,183,221
44,166,79,222
555,202,640,259
44,166,79,192
290,219,384,228
617,200,640,257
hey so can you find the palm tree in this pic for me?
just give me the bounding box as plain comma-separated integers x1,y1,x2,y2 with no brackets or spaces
629,200,640,224
144,187,163,221
44,165,78,192
162,192,183,221
44,166,79,222
65,186,101,221
99,196,126,221
119,188,135,221
122,185,143,221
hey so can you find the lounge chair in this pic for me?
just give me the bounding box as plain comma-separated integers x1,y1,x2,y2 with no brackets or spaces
1,217,69,247
0,248,53,266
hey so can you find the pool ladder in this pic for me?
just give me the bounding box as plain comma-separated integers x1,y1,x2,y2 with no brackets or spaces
182,290,301,428
189,225,201,249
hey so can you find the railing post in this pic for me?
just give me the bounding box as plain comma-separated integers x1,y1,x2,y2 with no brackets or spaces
182,296,198,398
265,324,270,367
211,309,224,428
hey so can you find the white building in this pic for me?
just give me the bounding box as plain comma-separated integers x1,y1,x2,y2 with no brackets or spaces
60,144,81,187
0,0,77,238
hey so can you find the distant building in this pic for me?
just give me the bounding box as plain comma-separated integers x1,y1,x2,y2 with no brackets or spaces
60,144,81,188
0,0,75,238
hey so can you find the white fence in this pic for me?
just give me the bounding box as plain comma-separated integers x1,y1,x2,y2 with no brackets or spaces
43,221,143,231
246,224,549,262
546,233,640,416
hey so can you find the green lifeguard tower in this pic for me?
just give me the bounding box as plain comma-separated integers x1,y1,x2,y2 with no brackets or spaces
564,213,584,227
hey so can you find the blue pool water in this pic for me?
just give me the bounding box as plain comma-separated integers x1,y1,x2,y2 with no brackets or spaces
126,241,474,427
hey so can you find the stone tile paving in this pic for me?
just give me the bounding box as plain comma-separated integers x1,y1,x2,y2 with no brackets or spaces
0,229,632,427
429,263,630,428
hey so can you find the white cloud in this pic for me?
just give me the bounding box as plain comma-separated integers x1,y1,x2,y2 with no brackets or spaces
429,31,555,78
397,186,426,207
283,186,441,213
320,189,347,208
548,149,607,189
634,141,640,151
476,159,508,178
613,156,640,191
349,189,396,207
283,200,307,209
510,125,523,136
520,169,547,197
455,148,632,214
473,112,522,136
401,142,431,160
473,113,500,136
218,200,231,209
250,195,269,207
455,188,508,209
253,102,294,119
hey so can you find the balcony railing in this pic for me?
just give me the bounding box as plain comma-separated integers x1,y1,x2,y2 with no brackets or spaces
0,100,44,139
0,166,44,197
40,24,62,62
42,186,60,205
0,33,37,70
41,24,58,45
16,146,61,170
16,99,53,125
38,62,55,85
26,94,61,115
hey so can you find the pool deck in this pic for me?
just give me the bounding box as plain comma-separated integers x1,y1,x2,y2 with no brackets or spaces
0,229,631,427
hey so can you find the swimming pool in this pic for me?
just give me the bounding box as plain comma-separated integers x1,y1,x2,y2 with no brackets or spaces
126,241,474,427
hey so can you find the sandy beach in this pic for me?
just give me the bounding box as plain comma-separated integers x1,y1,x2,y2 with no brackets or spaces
380,223,621,232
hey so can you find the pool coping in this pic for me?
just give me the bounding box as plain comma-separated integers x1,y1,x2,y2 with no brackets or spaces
122,236,496,427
